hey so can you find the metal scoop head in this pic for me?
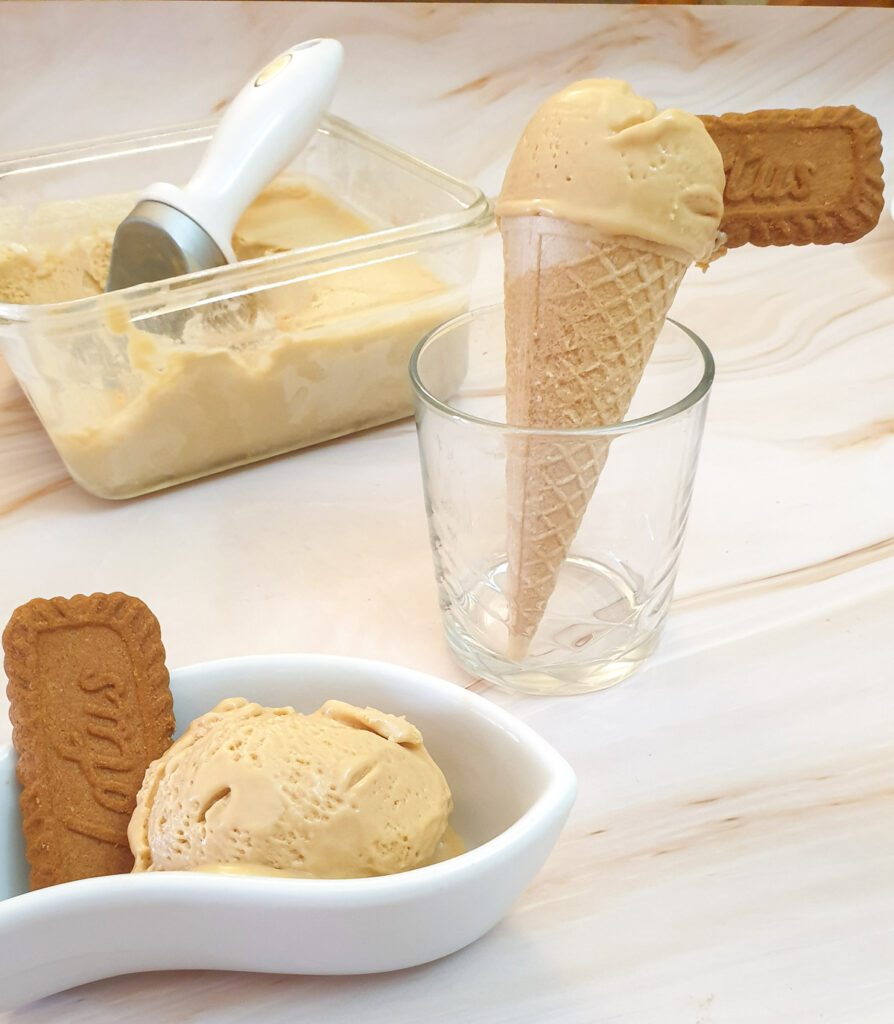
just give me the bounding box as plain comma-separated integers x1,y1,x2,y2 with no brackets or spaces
105,200,229,293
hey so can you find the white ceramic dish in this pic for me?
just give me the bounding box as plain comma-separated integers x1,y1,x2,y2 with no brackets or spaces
0,654,576,1010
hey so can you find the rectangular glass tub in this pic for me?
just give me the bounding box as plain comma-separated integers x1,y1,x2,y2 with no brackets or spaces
0,116,491,499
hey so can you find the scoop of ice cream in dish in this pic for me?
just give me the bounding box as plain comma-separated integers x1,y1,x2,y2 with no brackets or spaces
0,654,576,1009
129,696,459,880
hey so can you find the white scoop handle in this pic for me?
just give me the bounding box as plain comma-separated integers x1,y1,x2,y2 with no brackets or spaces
143,38,343,262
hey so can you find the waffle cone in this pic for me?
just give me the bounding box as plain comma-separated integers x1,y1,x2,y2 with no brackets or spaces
502,216,690,658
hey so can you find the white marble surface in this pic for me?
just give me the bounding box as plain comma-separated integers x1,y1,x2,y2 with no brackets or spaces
2,2,894,1020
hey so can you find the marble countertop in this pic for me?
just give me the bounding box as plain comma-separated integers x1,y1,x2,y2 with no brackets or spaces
2,3,893,1021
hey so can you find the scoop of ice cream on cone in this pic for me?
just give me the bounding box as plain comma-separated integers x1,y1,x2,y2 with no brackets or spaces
496,80,724,658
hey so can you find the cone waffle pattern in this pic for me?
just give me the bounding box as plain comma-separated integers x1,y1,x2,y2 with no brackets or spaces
504,222,689,654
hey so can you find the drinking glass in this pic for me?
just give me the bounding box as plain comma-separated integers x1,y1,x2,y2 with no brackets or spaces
410,303,714,696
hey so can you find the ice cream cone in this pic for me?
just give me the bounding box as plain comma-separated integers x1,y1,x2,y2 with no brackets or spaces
502,215,690,657
495,79,725,660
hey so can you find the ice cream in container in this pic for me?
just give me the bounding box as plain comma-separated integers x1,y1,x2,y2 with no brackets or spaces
0,47,490,499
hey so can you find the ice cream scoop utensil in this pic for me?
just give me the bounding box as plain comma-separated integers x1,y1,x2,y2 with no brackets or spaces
106,38,343,292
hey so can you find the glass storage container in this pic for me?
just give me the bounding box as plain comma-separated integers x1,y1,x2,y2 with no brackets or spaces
0,116,491,498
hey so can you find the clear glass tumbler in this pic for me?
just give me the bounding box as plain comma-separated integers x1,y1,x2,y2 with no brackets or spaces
410,303,714,696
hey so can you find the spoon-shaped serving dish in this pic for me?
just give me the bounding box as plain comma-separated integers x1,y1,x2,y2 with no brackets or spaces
0,653,576,1010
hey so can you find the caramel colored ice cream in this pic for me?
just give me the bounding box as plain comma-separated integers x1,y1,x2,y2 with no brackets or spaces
496,79,725,262
128,698,457,879
0,181,463,498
